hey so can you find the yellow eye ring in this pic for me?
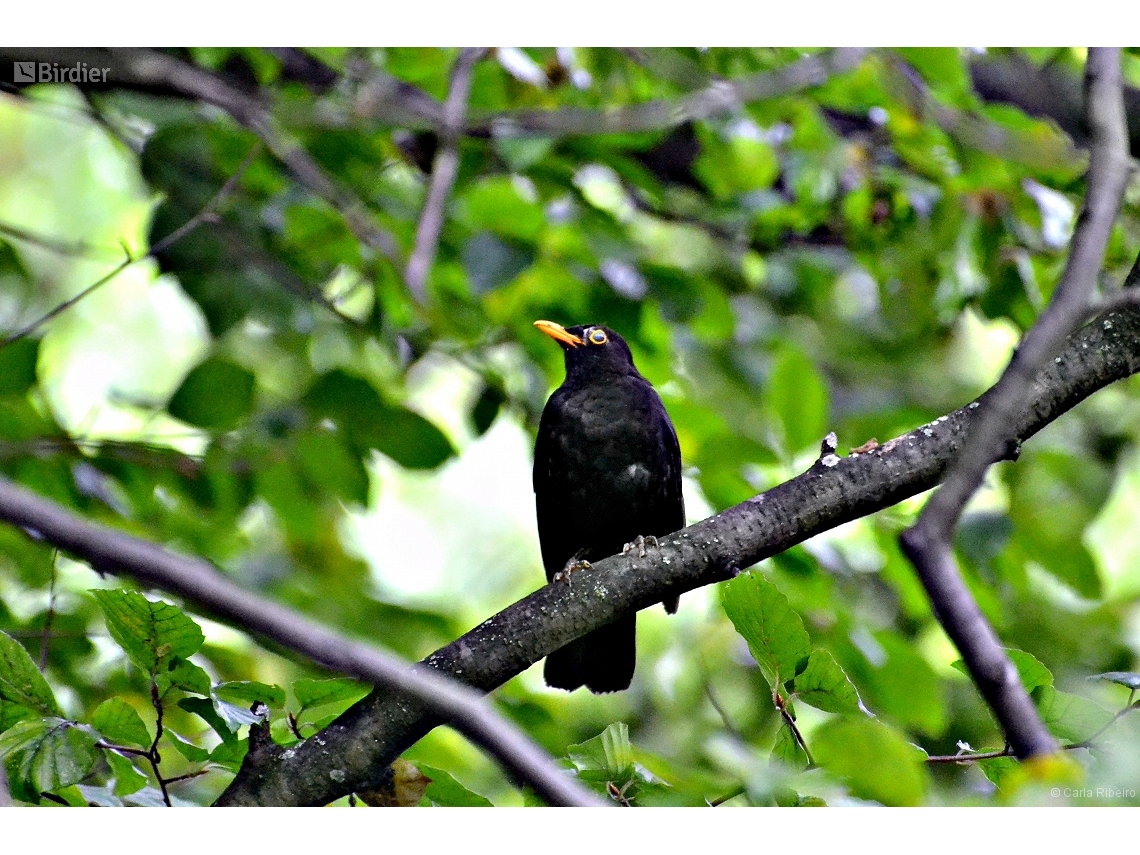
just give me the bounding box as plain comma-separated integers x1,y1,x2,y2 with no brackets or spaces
589,329,607,345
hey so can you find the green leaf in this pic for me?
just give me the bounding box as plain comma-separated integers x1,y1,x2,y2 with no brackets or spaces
209,737,249,772
0,630,62,728
212,699,266,731
415,763,494,807
90,590,205,676
457,175,545,243
1033,686,1114,744
214,681,286,709
1090,671,1140,690
722,571,811,691
168,357,256,431
304,370,455,469
951,647,1053,694
0,717,98,792
567,722,634,782
0,337,39,397
770,719,809,771
293,678,368,713
178,696,239,741
90,698,151,748
793,649,863,714
765,346,829,455
160,658,212,697
979,755,1020,791
813,717,929,806
104,749,149,796
294,428,369,505
470,383,505,436
839,629,945,735
165,730,210,763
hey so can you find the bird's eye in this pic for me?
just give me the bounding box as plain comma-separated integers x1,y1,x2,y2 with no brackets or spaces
589,329,607,345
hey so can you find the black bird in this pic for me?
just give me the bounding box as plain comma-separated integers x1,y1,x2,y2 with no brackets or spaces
533,320,685,693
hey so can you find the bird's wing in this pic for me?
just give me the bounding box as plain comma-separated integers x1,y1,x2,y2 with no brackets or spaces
661,403,686,532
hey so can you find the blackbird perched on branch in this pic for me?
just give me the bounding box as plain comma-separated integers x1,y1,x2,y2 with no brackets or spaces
533,320,685,693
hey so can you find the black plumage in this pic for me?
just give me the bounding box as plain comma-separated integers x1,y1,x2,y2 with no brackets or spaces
533,321,685,693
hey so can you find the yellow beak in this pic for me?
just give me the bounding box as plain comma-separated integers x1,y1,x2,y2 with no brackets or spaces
534,320,583,348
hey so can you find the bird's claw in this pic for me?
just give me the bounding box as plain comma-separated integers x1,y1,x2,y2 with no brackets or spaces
622,534,659,558
553,558,591,590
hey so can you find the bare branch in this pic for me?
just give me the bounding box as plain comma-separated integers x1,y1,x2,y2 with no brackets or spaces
900,48,1130,760
405,48,484,302
0,475,601,807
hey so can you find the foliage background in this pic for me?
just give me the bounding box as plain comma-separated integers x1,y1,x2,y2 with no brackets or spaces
1,46,1140,806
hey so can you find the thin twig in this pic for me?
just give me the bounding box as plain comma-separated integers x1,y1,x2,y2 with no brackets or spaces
0,221,124,260
899,48,1130,761
405,48,484,302
164,769,210,785
704,678,743,742
774,692,815,768
0,143,260,351
95,740,151,758
708,787,746,806
149,680,172,807
1069,700,1140,750
926,747,1013,764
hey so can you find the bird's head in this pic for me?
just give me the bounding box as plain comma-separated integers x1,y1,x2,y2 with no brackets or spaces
534,320,642,381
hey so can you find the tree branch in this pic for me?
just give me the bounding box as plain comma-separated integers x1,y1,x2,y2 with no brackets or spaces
404,48,484,302
0,476,602,807
3,298,1130,804
900,48,1130,760
204,296,1140,805
351,48,871,137
99,49,407,276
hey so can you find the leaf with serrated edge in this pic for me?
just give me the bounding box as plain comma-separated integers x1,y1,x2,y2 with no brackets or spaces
771,719,809,770
415,763,494,806
1034,686,1113,744
0,717,98,792
91,590,204,676
722,572,810,691
793,649,863,714
165,729,209,763
567,723,634,781
0,630,62,720
160,658,211,697
813,717,929,806
952,647,1053,694
90,698,151,748
104,750,148,796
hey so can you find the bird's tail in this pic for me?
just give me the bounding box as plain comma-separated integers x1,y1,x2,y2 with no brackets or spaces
544,615,636,694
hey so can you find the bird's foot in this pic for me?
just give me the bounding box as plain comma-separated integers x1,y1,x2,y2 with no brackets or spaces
553,557,591,590
622,534,659,558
